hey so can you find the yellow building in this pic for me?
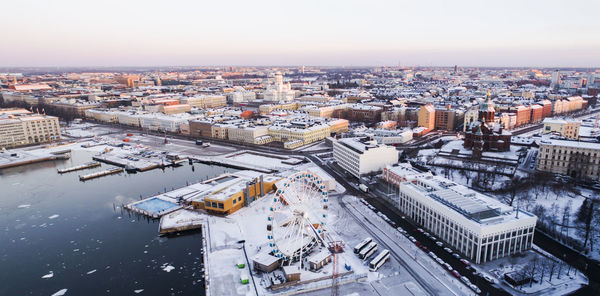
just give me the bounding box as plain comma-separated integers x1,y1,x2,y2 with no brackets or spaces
268,123,330,148
328,118,349,134
417,104,436,131
259,102,299,115
188,171,280,215
542,118,580,140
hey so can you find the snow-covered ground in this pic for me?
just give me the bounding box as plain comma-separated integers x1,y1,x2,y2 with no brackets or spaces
479,245,587,295
225,152,293,170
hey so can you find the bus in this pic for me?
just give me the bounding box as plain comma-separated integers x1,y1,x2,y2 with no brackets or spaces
354,237,373,254
359,242,378,260
369,249,390,271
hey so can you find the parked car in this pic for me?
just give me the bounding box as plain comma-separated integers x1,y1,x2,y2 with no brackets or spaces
435,241,443,247
469,284,481,294
460,259,471,266
416,228,424,233
421,246,429,253
444,247,453,253
408,236,416,243
452,253,461,259
483,274,495,284
460,276,471,285
444,263,453,271
436,258,444,265
428,252,437,259
452,270,461,278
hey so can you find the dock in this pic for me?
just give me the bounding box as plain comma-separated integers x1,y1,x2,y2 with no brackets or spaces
79,167,124,181
0,152,70,169
93,154,187,172
57,161,101,174
189,156,275,173
158,209,206,234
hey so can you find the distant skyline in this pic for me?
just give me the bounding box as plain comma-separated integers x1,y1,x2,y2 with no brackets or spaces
1,0,599,67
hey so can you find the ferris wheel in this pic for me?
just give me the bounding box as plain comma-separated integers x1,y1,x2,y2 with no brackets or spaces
267,171,329,263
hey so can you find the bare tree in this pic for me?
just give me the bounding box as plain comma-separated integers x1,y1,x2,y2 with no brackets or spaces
548,259,558,281
539,257,549,285
529,256,539,288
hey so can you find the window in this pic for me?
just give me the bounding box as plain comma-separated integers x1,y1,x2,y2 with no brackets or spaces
218,203,224,209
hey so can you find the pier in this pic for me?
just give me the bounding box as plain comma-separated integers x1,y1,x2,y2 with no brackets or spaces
93,154,188,172
57,161,101,174
0,151,71,169
79,167,124,181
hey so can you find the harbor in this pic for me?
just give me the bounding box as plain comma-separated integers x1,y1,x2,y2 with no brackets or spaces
0,148,228,296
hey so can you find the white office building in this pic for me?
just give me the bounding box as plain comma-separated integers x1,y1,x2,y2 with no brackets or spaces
333,137,398,177
384,163,537,264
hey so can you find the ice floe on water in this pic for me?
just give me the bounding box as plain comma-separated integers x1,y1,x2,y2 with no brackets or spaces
41,271,54,279
161,264,175,272
17,204,31,209
48,214,60,219
86,269,96,275
134,289,144,294
51,288,68,296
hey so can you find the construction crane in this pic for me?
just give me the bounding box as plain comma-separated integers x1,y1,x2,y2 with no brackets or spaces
327,240,345,296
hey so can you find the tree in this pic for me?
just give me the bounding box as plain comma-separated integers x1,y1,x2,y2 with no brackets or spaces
561,200,573,239
583,198,596,249
528,255,539,288
548,259,558,281
504,176,527,206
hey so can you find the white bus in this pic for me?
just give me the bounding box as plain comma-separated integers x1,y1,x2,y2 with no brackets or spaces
369,249,390,271
359,242,378,260
354,237,373,254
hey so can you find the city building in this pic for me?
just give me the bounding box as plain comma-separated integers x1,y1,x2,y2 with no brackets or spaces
333,137,398,177
463,97,511,157
542,118,581,140
0,108,61,148
537,139,600,179
434,105,457,131
263,72,295,102
384,163,537,264
417,104,435,131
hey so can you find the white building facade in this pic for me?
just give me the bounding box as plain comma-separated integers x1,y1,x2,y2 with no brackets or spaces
333,137,398,177
385,164,537,264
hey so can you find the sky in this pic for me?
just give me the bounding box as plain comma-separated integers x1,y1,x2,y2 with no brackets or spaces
1,0,599,67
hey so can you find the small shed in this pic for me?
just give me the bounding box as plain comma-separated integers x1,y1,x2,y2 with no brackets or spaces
308,249,332,271
252,252,280,272
282,266,301,282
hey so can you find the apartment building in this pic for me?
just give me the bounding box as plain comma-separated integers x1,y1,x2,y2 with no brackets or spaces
417,104,435,131
227,125,269,144
383,163,537,264
542,118,581,140
333,137,398,177
180,95,227,108
434,106,456,131
0,108,61,148
537,139,600,179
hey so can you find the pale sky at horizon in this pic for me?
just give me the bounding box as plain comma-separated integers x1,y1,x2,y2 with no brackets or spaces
1,0,599,67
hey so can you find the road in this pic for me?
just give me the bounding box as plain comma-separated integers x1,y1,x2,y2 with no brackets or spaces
306,153,510,296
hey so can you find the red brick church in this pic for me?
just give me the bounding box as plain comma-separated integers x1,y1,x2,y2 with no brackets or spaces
463,95,512,159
